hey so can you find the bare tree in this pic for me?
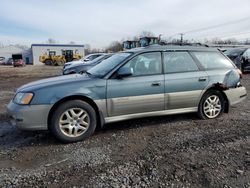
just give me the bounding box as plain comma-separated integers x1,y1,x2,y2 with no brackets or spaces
105,41,123,52
244,39,250,45
14,44,29,50
46,38,57,44
139,31,155,37
84,44,91,55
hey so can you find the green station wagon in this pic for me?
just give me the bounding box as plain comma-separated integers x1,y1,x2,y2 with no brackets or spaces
7,45,247,143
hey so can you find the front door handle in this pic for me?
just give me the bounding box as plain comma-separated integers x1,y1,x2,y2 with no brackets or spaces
198,77,207,82
152,82,161,86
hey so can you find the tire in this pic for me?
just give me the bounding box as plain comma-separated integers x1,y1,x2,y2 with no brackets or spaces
49,100,97,143
56,61,64,66
241,65,246,74
44,60,53,65
198,90,225,120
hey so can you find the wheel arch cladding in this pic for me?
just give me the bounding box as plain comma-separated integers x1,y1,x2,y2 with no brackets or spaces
47,95,103,130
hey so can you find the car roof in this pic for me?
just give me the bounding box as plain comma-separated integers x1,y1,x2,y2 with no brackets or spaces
125,44,219,53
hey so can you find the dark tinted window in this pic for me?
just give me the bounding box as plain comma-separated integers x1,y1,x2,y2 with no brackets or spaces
89,55,100,61
193,51,234,69
224,48,247,56
122,52,162,76
243,49,250,57
88,53,131,77
163,52,199,73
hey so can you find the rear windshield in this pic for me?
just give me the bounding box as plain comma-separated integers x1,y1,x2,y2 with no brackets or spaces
192,51,234,69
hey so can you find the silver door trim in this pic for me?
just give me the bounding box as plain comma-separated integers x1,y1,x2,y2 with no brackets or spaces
107,93,165,116
105,107,197,123
165,90,203,109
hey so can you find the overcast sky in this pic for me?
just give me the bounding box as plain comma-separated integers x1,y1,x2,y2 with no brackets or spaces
1,0,250,48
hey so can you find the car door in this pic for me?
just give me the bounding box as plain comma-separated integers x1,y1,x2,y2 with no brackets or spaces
107,52,165,116
163,51,208,110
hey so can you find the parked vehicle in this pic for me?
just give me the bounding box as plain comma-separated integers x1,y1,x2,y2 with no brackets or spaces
83,53,105,62
0,57,5,65
63,54,113,75
6,58,13,65
63,53,105,69
12,54,25,67
224,48,250,73
7,46,246,143
39,49,82,66
123,40,139,50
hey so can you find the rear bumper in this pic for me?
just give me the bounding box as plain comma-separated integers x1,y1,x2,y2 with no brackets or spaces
224,86,247,106
7,101,52,131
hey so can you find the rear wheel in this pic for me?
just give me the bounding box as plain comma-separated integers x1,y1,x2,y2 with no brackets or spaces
49,100,97,143
56,61,64,66
198,90,225,119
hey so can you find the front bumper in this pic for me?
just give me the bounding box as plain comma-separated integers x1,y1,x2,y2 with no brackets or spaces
7,101,52,131
224,86,247,106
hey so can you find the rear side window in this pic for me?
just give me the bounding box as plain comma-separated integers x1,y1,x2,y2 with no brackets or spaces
163,52,199,73
193,52,234,69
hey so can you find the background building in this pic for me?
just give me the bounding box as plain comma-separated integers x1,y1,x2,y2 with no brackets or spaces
0,45,32,63
31,44,84,65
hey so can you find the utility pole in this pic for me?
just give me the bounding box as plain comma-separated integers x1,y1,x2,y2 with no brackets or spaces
179,33,184,45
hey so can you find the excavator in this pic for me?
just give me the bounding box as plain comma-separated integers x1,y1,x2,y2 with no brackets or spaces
122,40,140,50
139,37,159,47
122,37,160,50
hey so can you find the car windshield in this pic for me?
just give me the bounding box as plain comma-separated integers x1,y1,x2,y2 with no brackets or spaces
224,48,247,56
87,52,132,77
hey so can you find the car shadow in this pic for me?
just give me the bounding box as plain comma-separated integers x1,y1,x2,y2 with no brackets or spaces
0,112,199,148
97,112,199,134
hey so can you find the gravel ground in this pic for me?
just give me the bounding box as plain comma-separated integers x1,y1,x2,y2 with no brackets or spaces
0,66,249,187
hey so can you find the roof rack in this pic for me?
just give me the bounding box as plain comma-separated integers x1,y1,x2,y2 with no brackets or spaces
158,42,210,47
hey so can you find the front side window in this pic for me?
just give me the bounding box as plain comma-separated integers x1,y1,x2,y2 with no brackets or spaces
122,52,162,76
163,52,199,73
193,51,234,69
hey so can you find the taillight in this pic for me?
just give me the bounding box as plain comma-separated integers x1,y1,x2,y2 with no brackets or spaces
237,69,243,79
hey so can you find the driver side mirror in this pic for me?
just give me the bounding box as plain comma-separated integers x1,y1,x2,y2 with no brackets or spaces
117,67,133,78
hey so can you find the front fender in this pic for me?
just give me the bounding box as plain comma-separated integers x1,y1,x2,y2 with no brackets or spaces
30,79,107,105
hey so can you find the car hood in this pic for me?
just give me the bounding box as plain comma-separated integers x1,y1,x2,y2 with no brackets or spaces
65,62,95,70
65,60,83,66
17,74,91,92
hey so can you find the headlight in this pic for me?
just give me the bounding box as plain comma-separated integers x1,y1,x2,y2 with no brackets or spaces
14,92,34,105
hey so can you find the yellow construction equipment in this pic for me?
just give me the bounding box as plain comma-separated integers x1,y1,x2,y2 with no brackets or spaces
39,49,82,66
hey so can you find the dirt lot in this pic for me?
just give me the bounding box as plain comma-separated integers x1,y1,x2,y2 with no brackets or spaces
0,65,249,187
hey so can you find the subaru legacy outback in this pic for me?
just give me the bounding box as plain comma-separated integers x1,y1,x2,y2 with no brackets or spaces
7,46,247,143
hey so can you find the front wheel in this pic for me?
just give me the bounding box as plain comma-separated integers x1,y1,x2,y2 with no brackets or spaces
49,100,97,143
198,90,225,119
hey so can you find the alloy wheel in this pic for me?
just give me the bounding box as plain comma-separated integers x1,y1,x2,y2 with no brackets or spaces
59,108,90,137
203,95,222,118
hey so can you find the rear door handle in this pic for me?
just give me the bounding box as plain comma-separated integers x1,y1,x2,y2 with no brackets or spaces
198,77,207,82
151,82,161,86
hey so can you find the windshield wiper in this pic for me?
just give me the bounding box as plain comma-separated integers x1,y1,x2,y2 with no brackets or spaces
85,71,92,76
